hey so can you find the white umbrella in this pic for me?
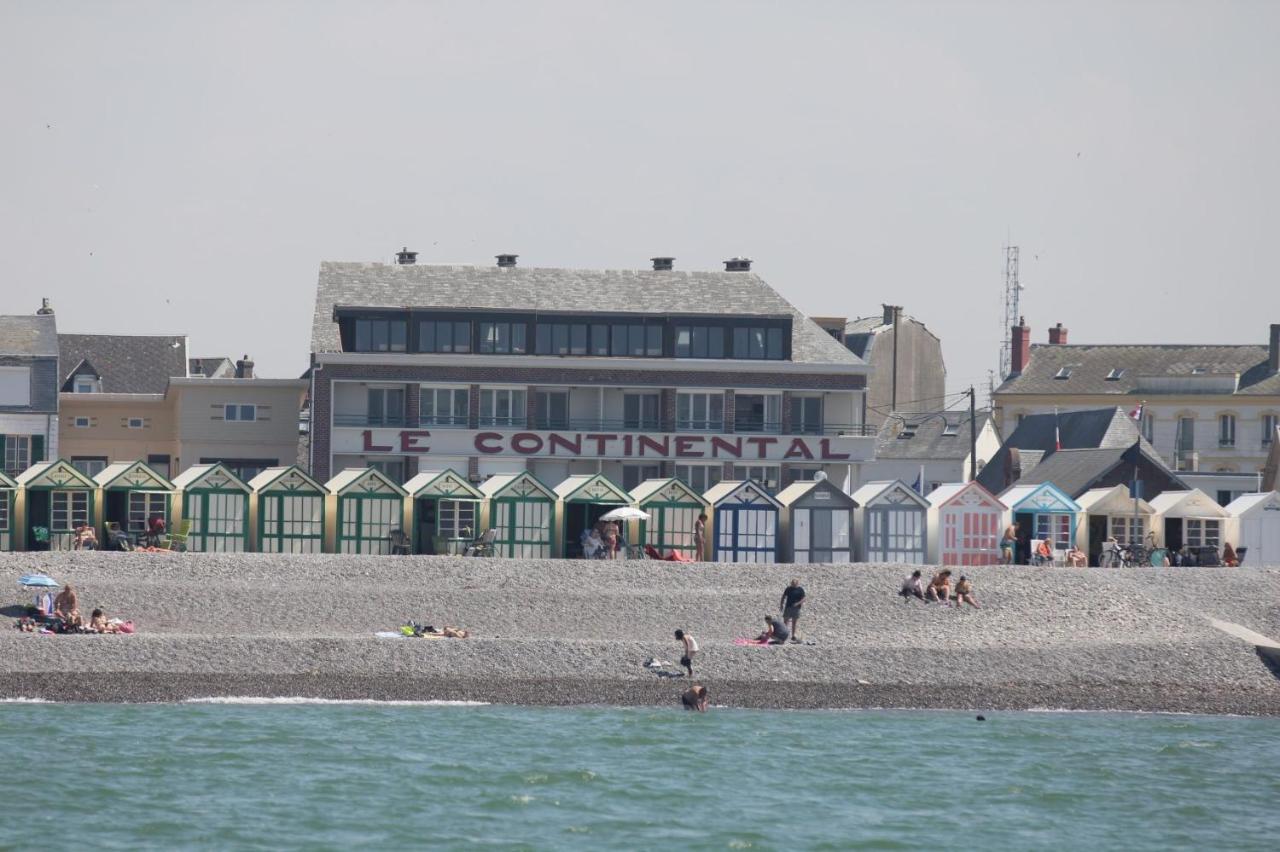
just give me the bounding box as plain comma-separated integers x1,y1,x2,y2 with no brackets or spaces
599,506,649,522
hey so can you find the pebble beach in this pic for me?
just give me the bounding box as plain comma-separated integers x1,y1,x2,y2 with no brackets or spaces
3,552,1279,714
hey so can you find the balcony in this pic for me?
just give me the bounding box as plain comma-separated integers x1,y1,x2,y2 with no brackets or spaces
333,413,875,436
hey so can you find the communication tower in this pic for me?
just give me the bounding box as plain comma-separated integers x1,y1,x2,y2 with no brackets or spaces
998,245,1023,379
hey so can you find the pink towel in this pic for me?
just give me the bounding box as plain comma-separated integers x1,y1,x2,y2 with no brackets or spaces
733,637,769,646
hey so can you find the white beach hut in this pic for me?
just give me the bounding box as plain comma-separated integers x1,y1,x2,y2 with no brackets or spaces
851,480,929,564
1075,485,1156,566
926,481,1006,566
776,476,857,564
1225,491,1280,567
1148,489,1229,558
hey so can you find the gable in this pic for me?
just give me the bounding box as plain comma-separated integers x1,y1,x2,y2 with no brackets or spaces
406,470,483,500
936,482,1003,511
1008,483,1079,514
95,461,173,491
0,470,17,489
174,464,250,493
777,478,857,508
16,460,95,489
328,467,406,497
481,471,556,501
709,480,781,509
251,466,325,495
632,478,705,506
555,474,629,504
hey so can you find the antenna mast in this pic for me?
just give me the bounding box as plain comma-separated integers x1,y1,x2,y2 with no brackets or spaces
998,245,1021,379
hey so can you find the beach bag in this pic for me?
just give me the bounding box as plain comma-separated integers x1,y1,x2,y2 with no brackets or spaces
117,621,135,634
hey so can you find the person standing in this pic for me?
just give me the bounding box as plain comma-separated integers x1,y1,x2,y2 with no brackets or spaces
1000,524,1017,565
693,513,707,561
779,578,806,643
675,629,699,677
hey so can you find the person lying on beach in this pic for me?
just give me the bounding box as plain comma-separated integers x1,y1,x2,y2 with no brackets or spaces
899,570,925,601
925,570,952,605
681,684,709,712
88,608,123,633
675,629,698,676
757,615,790,645
954,577,979,608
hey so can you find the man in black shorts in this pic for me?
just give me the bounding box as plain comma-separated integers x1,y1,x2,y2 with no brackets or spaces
780,578,806,643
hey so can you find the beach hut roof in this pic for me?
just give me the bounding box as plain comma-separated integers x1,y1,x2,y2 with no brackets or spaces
630,478,706,506
553,473,630,504
92,460,174,491
172,463,251,492
248,465,325,494
775,477,857,508
849,479,930,509
1000,481,1081,514
1225,491,1280,518
926,480,1005,511
0,470,17,489
1146,489,1229,519
479,471,556,501
1075,484,1155,516
703,479,782,509
324,467,407,497
403,469,483,501
16,459,96,489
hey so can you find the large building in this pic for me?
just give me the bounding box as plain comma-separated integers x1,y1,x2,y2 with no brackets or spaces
992,319,1280,504
840,306,946,427
308,254,876,493
0,302,59,475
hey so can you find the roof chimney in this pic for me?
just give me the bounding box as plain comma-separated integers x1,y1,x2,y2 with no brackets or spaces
1010,317,1031,375
651,257,675,271
395,247,417,265
36,298,54,315
496,254,518,268
1271,323,1280,373
235,354,255,380
882,304,901,327
723,257,752,272
1049,322,1068,345
191,360,204,376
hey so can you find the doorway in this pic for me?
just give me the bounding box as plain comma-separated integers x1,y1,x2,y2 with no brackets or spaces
415,498,437,553
26,490,50,550
1164,517,1184,552
1088,515,1108,566
1014,511,1034,565
563,503,619,558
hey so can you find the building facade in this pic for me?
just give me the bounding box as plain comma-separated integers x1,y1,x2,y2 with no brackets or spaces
841,305,946,428
309,255,876,493
0,304,59,476
862,409,1001,493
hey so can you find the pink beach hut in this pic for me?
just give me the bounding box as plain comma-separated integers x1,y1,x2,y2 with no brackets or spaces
927,481,1007,566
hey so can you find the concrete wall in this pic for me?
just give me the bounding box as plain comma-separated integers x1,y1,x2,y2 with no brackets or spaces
174,382,305,474
857,318,946,427
59,395,178,467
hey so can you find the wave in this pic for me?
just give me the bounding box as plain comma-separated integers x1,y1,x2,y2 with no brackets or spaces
182,696,490,706
0,697,52,703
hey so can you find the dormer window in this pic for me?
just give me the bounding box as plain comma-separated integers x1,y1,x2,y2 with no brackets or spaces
1054,367,1073,380
898,424,918,439
1191,366,1207,374
1105,368,1125,381
941,422,959,437
74,378,99,393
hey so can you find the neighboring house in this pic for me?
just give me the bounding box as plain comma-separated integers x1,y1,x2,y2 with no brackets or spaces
309,253,876,491
842,305,946,428
58,335,307,482
189,357,236,378
862,409,1001,493
993,319,1280,505
0,302,59,476
1002,442,1186,501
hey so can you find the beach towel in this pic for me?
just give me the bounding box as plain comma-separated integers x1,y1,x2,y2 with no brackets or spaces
733,637,769,646
664,551,691,562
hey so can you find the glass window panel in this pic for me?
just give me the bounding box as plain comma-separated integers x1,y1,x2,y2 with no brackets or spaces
611,324,628,356
355,320,371,351
553,324,569,355
749,327,765,358
419,321,435,352
628,325,645,356
591,324,609,355
733,327,749,358
570,324,588,355
535,324,551,354
645,325,662,356
708,327,725,358
511,323,527,354
389,321,406,351
675,327,691,357
453,322,470,353
767,327,783,359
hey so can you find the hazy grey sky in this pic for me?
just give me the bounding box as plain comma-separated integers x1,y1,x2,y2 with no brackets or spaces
3,1,1277,399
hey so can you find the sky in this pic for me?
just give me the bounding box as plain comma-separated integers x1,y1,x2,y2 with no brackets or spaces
2,0,1278,401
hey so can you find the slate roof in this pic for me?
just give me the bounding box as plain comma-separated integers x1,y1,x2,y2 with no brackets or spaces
996,343,1280,396
1002,445,1187,499
843,313,940,359
312,262,864,367
0,314,58,357
874,410,994,461
189,357,235,378
58,333,187,394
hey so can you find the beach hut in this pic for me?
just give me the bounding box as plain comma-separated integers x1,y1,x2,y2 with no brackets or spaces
554,473,631,558
93,461,174,544
479,471,557,558
404,469,484,555
851,480,929,564
776,476,856,564
1001,482,1081,565
927,481,1006,566
173,463,250,552
1076,485,1155,565
704,480,781,564
249,466,326,554
1148,489,1230,557
630,478,708,561
16,460,97,551
0,470,15,551
1226,491,1280,566
325,467,409,555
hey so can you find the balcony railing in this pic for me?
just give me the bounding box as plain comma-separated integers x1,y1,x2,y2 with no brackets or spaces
332,413,876,436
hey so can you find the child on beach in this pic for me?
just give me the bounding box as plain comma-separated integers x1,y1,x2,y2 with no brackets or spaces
899,570,925,601
954,577,979,608
675,629,698,677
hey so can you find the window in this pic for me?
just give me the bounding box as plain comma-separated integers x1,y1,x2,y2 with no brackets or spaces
354,317,407,352
478,321,527,354
590,324,610,355
534,322,596,356
675,463,722,493
1263,414,1278,446
675,326,726,359
480,389,526,427
4,436,31,476
51,491,90,532
534,391,569,429
1142,413,1155,443
786,466,824,485
0,491,8,532
607,324,662,357
367,459,404,484
127,417,145,429
128,491,167,532
437,499,476,539
201,458,276,482
733,464,781,492
1218,414,1236,447
622,464,662,491
734,394,781,433
790,396,823,435
224,404,258,423
148,454,171,477
1105,368,1125,381
941,421,960,437
1053,367,1073,380
677,392,724,431
421,387,468,427
73,417,91,428
418,320,471,353
1034,514,1072,550
731,326,784,360
71,457,107,477
1177,417,1195,451
0,366,31,406
1185,519,1221,548
623,393,660,430
1108,516,1147,546
73,377,100,393
366,389,404,427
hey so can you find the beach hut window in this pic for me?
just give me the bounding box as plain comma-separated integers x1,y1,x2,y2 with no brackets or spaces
51,491,89,532
1108,516,1147,546
494,500,551,558
128,492,167,531
1184,519,1220,548
717,509,776,564
188,492,246,552
0,491,8,530
1035,514,1072,549
437,500,476,539
886,510,923,554
340,497,397,554
646,505,698,556
262,495,323,553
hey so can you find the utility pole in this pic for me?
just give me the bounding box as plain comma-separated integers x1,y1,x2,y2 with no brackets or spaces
889,305,901,412
969,385,978,481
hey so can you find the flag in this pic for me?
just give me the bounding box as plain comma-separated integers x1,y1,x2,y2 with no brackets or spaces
912,465,924,494
1128,400,1145,421
1054,407,1061,451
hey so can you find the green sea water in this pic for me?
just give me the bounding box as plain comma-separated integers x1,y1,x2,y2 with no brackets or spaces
1,701,1276,850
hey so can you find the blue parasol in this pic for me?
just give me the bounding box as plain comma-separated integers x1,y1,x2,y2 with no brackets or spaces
19,574,60,588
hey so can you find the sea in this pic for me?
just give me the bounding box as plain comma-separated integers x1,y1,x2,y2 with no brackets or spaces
1,701,1276,850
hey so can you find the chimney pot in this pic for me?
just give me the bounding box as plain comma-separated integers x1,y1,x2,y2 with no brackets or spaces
1049,322,1069,345
882,304,902,326
723,257,752,272
1011,319,1031,375
496,254,518,268
395,247,417,265
1270,323,1280,373
651,257,675,271
36,298,54,316
235,354,255,380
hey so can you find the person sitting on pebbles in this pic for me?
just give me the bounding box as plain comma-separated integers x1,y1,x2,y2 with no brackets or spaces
953,576,979,609
899,570,925,602
925,570,953,605
88,608,123,633
756,615,790,645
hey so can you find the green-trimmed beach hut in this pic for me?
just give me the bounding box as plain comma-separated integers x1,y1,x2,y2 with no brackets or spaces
554,473,630,558
249,466,326,554
405,469,484,555
16,460,96,551
479,471,556,558
325,467,408,555
93,461,173,543
0,470,15,551
173,463,251,552
631,478,708,560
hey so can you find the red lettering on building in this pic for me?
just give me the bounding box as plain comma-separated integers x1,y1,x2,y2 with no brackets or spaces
820,438,851,460
710,436,742,458
548,433,583,456
675,435,705,457
362,430,393,452
584,434,617,455
783,438,814,460
745,436,778,458
399,430,431,453
623,434,634,456
474,432,504,454
512,433,544,454
638,435,670,456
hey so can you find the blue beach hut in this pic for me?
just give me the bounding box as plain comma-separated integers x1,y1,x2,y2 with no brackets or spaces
1002,481,1081,565
703,480,781,564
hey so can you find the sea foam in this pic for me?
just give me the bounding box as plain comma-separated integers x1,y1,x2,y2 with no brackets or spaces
182,696,490,706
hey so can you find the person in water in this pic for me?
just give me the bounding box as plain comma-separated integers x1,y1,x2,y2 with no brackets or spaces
681,684,709,712
675,629,698,677
757,615,790,645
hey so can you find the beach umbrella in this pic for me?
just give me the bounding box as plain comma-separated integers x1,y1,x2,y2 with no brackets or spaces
19,574,60,588
599,506,649,522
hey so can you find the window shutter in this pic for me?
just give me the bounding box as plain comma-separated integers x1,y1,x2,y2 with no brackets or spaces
31,434,45,464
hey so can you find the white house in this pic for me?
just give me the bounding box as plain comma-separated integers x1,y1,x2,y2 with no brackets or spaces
862,410,1001,495
1225,491,1280,567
